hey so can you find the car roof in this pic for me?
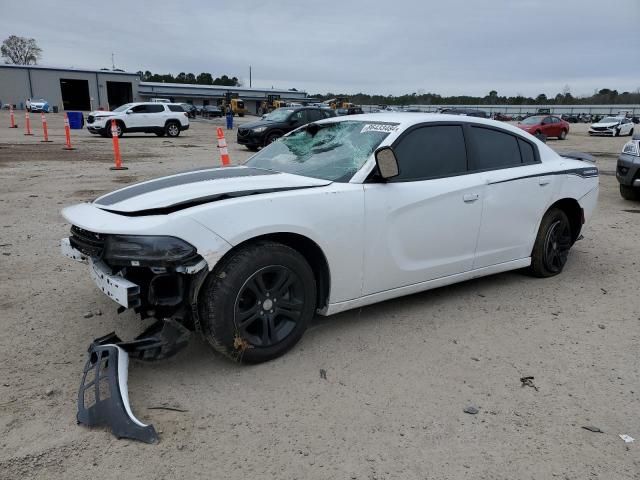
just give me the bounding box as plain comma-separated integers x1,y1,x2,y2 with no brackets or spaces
316,112,541,137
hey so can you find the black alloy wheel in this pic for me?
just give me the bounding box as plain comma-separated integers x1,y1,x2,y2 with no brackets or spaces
542,218,572,274
234,266,304,348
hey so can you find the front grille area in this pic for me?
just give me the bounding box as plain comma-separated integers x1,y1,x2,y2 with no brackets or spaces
70,226,105,257
591,126,610,132
618,165,630,176
87,115,95,124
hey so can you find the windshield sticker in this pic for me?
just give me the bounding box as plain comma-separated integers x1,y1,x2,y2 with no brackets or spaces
360,123,399,134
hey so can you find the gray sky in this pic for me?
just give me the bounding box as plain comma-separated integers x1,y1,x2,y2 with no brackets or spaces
2,0,639,97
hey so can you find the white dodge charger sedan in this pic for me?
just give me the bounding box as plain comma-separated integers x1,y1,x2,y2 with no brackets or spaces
62,114,599,363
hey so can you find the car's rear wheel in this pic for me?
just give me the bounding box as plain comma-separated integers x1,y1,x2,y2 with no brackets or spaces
620,184,640,201
199,241,316,363
529,208,572,277
166,122,180,137
559,129,567,140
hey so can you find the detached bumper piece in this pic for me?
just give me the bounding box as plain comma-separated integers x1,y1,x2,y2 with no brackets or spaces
77,319,191,444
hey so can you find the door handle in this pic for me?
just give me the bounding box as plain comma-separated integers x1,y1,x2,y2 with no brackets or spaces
538,176,551,186
463,193,479,203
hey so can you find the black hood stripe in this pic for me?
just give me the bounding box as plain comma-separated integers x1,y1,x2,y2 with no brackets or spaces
95,167,277,206
99,185,322,217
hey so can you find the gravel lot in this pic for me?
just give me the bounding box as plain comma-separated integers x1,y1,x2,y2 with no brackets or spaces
1,113,639,480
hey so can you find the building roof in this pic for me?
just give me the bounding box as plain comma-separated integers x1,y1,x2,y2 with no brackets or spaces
139,81,306,96
0,64,139,76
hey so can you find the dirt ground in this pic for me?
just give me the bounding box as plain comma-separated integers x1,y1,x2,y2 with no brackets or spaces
0,113,639,480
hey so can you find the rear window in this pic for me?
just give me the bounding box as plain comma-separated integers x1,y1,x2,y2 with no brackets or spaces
469,127,521,170
518,138,536,164
168,105,185,112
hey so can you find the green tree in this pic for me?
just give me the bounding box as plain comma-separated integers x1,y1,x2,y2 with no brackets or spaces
1,35,42,65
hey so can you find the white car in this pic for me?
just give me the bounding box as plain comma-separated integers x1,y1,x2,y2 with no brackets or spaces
29,98,50,113
86,102,189,138
588,116,635,137
61,113,599,364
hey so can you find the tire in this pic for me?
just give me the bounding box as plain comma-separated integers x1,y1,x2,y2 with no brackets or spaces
559,129,567,140
165,122,180,137
265,132,281,146
247,146,259,152
106,122,123,138
198,241,317,364
620,184,640,201
629,128,634,136
614,128,619,137
528,208,573,278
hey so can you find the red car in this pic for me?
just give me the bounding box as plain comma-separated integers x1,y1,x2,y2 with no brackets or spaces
516,115,570,140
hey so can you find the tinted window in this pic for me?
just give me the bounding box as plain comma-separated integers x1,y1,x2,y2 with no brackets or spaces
147,104,165,113
321,110,334,119
518,138,536,164
130,104,147,113
469,127,521,170
307,109,324,122
289,110,307,125
393,125,467,181
168,105,185,112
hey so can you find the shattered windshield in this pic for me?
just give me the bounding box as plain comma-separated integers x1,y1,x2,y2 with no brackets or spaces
245,121,398,182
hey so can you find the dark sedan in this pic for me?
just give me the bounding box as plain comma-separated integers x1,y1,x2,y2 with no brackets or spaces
237,107,336,151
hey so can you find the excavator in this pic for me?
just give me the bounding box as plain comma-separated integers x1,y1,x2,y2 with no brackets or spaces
218,93,247,117
258,95,287,116
323,97,356,110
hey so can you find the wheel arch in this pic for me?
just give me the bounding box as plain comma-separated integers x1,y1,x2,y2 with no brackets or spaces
545,198,583,243
211,232,331,311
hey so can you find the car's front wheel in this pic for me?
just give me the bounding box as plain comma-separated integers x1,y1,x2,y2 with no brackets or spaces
166,121,181,137
529,208,573,277
199,241,317,363
620,184,640,201
559,129,567,140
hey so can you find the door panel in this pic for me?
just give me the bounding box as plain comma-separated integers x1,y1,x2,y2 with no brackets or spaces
473,164,554,268
363,175,484,295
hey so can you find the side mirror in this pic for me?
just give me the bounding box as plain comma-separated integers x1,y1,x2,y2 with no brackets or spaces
126,110,132,114
375,147,399,179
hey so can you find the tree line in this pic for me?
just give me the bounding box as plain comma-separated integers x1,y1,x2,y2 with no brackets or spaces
136,71,240,86
311,88,640,106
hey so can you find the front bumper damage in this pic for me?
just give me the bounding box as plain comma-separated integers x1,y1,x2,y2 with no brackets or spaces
78,319,191,443
63,235,208,443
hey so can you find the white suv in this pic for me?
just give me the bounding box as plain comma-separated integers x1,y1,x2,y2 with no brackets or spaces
87,102,189,138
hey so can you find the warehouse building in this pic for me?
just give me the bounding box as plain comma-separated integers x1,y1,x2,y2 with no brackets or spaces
138,82,309,115
0,64,309,114
0,64,139,111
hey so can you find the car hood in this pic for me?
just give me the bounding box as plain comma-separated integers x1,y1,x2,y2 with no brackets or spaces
591,122,619,128
90,111,115,117
92,166,332,215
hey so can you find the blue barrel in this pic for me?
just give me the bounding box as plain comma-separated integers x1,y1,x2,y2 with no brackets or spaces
67,111,84,129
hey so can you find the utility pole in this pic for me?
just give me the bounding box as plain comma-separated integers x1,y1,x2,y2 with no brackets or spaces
249,66,252,88
111,52,115,70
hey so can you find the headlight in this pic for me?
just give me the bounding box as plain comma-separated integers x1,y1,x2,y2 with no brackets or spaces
252,126,267,133
103,235,197,266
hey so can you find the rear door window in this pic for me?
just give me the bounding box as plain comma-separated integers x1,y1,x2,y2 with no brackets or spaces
307,109,324,122
147,104,166,113
393,125,468,181
468,126,522,170
518,138,536,164
168,105,185,112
